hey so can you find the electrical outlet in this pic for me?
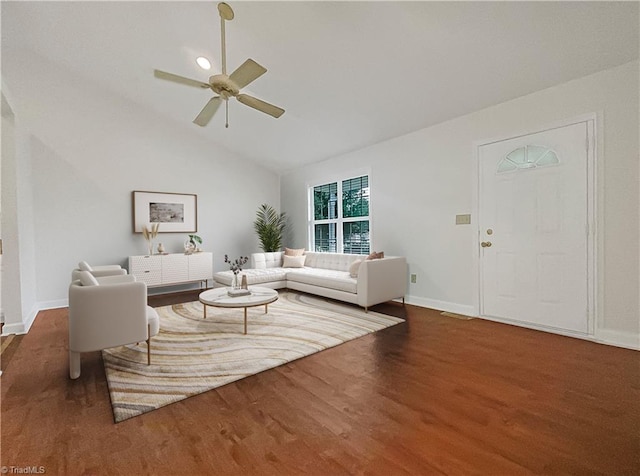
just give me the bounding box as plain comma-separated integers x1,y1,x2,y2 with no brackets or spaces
410,274,417,284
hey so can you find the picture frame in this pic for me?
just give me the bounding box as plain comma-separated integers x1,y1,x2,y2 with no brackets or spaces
132,191,197,233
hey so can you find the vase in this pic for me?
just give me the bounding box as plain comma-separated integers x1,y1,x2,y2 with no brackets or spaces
231,273,240,289
147,240,154,256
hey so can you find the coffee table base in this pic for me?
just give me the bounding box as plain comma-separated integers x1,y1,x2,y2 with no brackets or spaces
198,287,279,335
203,302,271,334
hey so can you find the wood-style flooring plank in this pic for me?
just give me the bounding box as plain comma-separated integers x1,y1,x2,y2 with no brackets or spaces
1,295,639,475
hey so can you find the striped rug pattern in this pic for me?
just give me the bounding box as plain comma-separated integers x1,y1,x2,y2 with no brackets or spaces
103,291,403,423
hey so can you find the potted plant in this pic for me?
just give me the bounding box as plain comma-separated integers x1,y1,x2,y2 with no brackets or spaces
253,204,286,252
184,234,202,253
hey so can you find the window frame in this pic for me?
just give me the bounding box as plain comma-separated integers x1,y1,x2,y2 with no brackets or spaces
307,171,372,254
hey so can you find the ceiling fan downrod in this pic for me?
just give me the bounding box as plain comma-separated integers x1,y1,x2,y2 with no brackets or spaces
218,2,234,76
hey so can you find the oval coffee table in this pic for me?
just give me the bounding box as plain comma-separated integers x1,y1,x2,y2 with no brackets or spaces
198,286,279,334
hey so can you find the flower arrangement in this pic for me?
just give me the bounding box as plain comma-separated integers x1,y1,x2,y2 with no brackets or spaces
142,223,160,255
224,255,249,275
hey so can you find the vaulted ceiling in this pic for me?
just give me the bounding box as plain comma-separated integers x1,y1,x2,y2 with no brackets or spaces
2,1,638,173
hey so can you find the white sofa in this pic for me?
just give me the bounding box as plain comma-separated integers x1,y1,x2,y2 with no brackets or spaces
213,251,407,311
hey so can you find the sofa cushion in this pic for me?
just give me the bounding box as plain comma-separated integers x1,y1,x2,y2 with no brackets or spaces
214,268,288,286
349,259,363,278
303,252,361,272
283,255,306,268
284,247,305,256
251,251,284,269
286,268,357,294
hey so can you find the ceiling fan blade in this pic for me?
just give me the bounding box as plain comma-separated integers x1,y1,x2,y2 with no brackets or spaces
193,97,223,126
154,70,210,89
236,94,284,118
229,59,267,89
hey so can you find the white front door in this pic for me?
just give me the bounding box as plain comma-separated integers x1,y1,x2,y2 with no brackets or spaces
478,121,592,334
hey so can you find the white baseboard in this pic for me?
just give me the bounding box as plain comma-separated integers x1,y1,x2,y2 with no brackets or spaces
405,295,476,317
0,300,67,336
1,303,37,336
405,295,638,351
38,299,68,310
1,321,26,336
594,328,640,351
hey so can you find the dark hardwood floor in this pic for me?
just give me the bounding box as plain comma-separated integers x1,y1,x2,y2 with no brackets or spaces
1,291,638,475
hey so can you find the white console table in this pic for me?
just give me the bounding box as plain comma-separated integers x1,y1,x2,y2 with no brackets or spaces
128,252,213,288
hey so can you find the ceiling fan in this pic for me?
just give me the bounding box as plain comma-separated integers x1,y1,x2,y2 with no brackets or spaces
154,2,284,128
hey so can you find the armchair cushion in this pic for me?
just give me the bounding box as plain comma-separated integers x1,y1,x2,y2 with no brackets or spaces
78,261,93,272
71,262,127,282
78,271,99,287
147,306,160,336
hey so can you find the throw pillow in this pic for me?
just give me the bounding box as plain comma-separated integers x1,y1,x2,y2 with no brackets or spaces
284,247,305,256
78,261,93,272
349,259,363,278
366,251,385,260
78,270,99,286
283,254,306,268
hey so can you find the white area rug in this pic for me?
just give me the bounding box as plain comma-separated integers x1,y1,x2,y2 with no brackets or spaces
103,291,403,422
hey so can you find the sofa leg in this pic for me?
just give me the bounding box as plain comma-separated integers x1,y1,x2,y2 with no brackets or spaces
402,297,405,306
364,306,368,313
69,351,81,379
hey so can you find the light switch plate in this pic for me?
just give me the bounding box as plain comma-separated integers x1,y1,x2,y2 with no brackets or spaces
456,214,471,225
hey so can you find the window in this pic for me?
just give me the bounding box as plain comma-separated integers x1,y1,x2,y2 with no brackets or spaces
497,145,560,173
309,175,370,254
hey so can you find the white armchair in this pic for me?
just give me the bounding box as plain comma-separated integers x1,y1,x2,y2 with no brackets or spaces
68,271,160,379
71,260,127,282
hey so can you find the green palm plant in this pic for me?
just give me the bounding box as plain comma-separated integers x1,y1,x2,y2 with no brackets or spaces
253,204,286,252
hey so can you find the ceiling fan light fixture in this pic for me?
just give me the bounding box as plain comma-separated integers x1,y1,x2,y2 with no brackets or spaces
196,56,211,70
154,2,285,128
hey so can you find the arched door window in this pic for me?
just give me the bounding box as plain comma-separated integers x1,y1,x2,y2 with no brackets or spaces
497,145,559,173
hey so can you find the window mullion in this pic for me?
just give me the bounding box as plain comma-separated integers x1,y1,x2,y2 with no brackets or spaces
337,180,343,253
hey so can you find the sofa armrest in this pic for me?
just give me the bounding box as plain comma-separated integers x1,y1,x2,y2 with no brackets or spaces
357,257,407,308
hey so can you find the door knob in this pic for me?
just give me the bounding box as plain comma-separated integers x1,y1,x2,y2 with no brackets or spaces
481,241,492,248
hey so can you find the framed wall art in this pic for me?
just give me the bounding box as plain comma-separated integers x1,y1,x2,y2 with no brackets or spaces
132,191,197,233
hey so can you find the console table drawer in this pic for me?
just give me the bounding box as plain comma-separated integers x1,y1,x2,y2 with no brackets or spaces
129,255,162,285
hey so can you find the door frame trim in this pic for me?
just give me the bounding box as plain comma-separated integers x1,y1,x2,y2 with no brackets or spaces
470,113,597,336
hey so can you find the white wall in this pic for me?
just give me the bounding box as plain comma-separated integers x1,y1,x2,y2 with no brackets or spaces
2,49,280,326
281,61,640,348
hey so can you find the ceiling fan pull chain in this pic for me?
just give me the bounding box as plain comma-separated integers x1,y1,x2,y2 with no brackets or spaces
225,100,229,128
